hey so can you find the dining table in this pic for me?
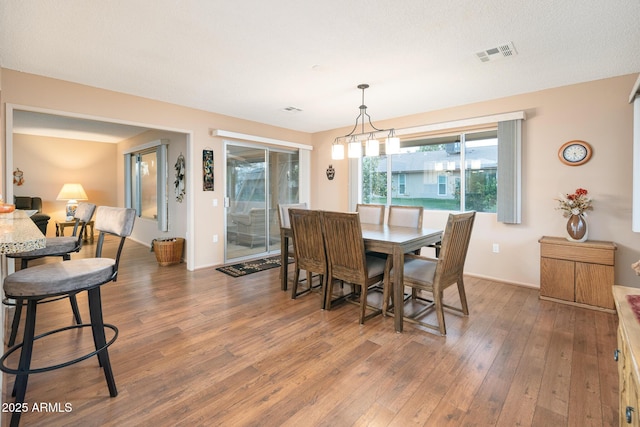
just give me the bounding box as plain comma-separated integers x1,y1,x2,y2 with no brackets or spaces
360,223,442,332
279,221,443,333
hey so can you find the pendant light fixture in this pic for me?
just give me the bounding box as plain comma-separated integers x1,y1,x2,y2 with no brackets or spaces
385,129,400,155
366,133,380,157
331,138,345,160
331,84,399,159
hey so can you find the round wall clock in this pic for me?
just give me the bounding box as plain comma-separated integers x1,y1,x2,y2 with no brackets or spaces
558,140,592,166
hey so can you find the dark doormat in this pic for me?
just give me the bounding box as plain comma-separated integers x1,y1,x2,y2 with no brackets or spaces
216,255,288,277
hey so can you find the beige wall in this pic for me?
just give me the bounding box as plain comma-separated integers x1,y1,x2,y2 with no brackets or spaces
0,69,312,270
12,133,117,236
2,68,640,288
312,74,640,288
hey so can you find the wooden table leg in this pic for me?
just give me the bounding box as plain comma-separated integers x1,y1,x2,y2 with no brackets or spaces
393,246,404,333
83,221,94,242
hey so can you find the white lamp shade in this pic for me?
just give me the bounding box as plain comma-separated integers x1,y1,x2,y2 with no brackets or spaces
56,183,88,201
332,143,345,160
365,138,379,157
348,140,362,158
57,183,88,221
386,136,400,154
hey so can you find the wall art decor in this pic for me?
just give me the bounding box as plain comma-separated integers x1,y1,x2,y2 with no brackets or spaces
13,168,24,186
174,153,185,202
326,164,335,180
203,149,214,191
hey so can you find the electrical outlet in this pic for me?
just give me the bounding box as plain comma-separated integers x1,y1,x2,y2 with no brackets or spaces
492,243,499,253
213,235,218,243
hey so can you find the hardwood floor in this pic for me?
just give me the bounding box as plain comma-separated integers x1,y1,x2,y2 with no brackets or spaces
2,238,619,426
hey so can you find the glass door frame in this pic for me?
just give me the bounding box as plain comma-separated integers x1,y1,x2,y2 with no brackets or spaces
223,140,299,263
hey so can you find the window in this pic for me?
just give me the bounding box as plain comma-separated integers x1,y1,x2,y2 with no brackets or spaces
398,174,407,195
361,130,498,213
438,175,447,196
125,140,168,231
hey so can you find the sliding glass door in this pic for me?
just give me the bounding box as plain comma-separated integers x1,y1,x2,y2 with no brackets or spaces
225,142,299,262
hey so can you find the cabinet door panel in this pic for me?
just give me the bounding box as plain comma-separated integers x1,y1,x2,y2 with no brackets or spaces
575,263,615,309
540,257,574,301
625,369,640,427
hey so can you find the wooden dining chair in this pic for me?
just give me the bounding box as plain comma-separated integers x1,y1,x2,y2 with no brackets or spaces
387,205,423,228
356,204,385,225
383,205,425,305
288,208,327,302
277,203,307,289
277,203,308,229
320,211,387,324
389,204,442,257
387,204,424,255
386,211,475,335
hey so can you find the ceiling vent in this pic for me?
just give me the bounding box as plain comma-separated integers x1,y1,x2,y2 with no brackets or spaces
476,42,517,62
282,106,303,113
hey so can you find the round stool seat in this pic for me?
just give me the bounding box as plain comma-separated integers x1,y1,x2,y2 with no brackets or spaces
4,258,116,299
8,236,78,258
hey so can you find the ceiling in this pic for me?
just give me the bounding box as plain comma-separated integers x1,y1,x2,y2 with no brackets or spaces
2,0,640,139
12,111,149,143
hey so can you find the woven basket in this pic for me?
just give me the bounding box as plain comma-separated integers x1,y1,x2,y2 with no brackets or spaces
153,238,184,266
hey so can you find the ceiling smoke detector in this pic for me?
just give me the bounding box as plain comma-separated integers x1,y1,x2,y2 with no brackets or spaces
476,42,517,62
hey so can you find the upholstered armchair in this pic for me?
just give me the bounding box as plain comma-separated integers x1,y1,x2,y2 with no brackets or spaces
14,196,51,235
229,208,267,248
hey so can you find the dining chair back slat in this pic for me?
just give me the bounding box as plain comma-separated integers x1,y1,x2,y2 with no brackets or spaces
289,208,326,300
356,204,385,225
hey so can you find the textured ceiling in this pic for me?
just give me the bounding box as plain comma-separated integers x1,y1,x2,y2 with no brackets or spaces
2,0,640,136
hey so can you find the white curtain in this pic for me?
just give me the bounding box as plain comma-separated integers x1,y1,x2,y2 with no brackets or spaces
497,119,523,224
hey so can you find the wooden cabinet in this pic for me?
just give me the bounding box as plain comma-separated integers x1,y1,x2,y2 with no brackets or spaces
539,236,616,311
614,286,640,426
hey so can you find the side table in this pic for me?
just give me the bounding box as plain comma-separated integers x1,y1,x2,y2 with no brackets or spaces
55,220,94,243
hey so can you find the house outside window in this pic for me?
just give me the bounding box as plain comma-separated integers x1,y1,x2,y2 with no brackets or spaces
361,129,498,212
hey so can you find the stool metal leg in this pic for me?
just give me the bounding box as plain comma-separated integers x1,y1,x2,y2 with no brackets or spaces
8,298,24,347
69,293,82,324
9,295,83,348
88,287,118,397
10,300,37,427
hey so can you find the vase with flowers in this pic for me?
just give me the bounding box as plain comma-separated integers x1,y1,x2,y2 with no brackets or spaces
557,188,593,242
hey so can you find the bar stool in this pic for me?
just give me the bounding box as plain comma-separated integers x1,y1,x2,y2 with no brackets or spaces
5,202,97,346
0,206,135,427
